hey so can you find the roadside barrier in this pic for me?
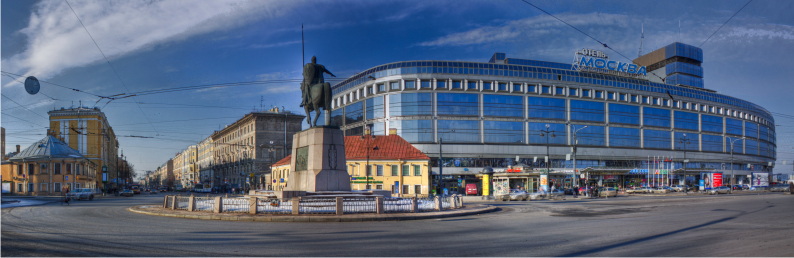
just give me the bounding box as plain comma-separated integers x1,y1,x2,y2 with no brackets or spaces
162,194,463,215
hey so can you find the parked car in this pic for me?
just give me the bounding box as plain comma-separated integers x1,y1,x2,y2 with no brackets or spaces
598,187,618,197
651,187,670,194
466,183,478,195
549,189,565,199
66,188,97,201
119,189,134,197
729,185,743,191
508,189,528,201
707,186,731,195
528,192,544,200
670,185,686,192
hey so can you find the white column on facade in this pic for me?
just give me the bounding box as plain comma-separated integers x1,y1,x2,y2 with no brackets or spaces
605,102,610,147
670,109,675,150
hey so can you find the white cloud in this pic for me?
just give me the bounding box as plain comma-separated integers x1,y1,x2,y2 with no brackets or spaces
3,0,301,85
417,13,635,47
723,24,794,41
249,40,301,49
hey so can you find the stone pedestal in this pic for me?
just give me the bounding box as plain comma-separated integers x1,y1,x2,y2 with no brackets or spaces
284,126,350,192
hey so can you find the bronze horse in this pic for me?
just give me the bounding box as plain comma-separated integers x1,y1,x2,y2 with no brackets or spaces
300,56,335,127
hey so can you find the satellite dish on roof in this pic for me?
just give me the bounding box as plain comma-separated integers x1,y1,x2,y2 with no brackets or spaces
24,76,40,95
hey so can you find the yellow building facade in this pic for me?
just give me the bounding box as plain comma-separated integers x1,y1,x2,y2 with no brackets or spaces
271,135,431,197
1,136,97,195
48,107,118,189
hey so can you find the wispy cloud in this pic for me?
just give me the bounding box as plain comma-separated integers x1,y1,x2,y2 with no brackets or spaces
249,40,301,49
3,0,301,86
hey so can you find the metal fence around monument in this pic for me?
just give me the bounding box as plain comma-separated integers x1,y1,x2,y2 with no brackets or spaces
384,198,412,213
256,198,292,214
194,197,215,212
342,197,376,213
417,196,437,212
222,198,250,213
175,196,190,210
299,198,337,214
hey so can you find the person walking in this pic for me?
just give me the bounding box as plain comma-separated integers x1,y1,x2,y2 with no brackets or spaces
573,185,579,198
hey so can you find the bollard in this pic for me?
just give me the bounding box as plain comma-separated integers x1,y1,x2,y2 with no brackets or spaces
376,196,384,214
163,195,168,208
435,196,442,211
458,195,464,208
170,196,176,210
411,197,418,213
214,196,222,213
292,197,301,215
450,195,457,209
336,197,343,215
249,197,257,215
188,195,195,211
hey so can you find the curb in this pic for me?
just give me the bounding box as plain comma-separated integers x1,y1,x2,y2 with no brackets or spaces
127,205,498,222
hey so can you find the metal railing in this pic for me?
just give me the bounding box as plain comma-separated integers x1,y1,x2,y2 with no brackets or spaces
164,195,173,208
222,197,250,213
194,197,215,212
383,198,412,213
299,198,337,214
417,196,436,212
256,198,292,214
175,196,190,210
341,197,376,213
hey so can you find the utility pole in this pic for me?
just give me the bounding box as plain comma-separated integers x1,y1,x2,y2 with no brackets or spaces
539,124,555,199
572,125,588,188
437,130,455,196
678,134,691,192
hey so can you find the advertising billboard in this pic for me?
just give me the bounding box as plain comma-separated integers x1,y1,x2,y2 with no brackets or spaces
752,172,769,187
700,172,723,189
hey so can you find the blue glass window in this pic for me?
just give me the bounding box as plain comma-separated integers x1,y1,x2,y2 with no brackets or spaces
726,137,743,154
760,126,769,141
421,81,431,88
570,100,605,122
701,115,723,133
555,87,564,95
745,139,758,155
484,121,524,143
513,84,522,92
528,85,536,93
541,86,549,94
745,122,758,138
609,104,639,125
437,93,478,116
437,80,446,88
674,111,698,130
378,84,385,92
569,88,577,96
726,118,742,136
528,97,565,120
608,92,615,100
674,132,698,151
345,101,364,124
631,95,637,103
390,82,400,90
438,120,479,143
345,125,363,136
701,135,723,152
330,108,344,127
365,96,384,120
484,95,523,118
390,120,433,143
595,91,602,99
389,93,431,117
498,83,507,91
452,81,462,89
582,89,590,97
528,123,566,145
609,127,640,147
620,94,627,101
468,82,477,90
571,125,605,146
405,80,415,89
760,142,769,157
483,82,492,90
644,129,671,149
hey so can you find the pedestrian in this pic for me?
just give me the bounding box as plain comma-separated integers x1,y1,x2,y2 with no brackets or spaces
594,187,599,198
573,186,578,198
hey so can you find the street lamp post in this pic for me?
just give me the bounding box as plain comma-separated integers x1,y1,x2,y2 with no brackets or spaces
362,124,378,190
539,124,556,199
572,125,588,188
729,137,745,192
678,133,691,192
437,130,455,196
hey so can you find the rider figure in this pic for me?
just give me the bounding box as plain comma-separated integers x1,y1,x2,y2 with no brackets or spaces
300,56,336,109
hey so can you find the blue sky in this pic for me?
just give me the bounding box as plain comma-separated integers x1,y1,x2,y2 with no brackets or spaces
2,0,794,175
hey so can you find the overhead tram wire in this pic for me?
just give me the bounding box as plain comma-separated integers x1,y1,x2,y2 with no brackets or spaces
700,0,753,48
64,0,159,136
2,71,112,100
1,112,47,128
1,94,49,119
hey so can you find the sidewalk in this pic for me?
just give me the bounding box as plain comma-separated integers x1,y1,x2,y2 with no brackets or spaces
128,204,498,222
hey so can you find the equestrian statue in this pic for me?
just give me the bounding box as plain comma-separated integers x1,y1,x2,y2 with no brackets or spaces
300,56,336,127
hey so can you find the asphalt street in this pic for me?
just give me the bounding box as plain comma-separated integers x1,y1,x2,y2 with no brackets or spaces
2,192,793,256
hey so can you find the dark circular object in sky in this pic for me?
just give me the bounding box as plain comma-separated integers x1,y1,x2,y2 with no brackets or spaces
24,76,40,95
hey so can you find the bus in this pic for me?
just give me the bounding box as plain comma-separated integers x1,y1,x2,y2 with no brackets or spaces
130,184,141,194
194,184,211,193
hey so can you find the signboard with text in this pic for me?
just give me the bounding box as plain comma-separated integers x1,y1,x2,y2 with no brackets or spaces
573,48,647,79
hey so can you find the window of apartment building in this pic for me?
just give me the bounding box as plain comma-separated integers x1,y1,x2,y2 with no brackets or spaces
76,164,81,175
54,183,61,192
54,163,61,174
414,165,421,176
376,165,383,176
17,183,23,193
366,165,372,176
403,185,410,195
27,183,33,193
41,183,47,192
402,165,410,176
391,165,398,176
365,184,371,190
40,163,47,174
65,163,72,174
415,185,422,195
28,164,35,175
17,164,22,175
376,184,383,190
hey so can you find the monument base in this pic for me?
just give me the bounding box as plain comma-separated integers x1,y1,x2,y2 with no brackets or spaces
284,126,351,192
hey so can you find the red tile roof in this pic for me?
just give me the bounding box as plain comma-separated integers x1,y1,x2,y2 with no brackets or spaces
271,134,429,168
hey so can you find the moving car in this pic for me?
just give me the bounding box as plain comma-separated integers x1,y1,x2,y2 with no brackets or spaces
730,185,743,191
598,187,618,197
119,189,134,197
707,186,731,195
549,189,565,200
66,188,97,201
528,192,544,200
497,189,528,201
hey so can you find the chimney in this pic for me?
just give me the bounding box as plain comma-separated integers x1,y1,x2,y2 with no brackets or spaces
16,145,20,153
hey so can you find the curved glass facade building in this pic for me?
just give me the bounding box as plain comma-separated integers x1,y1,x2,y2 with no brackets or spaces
327,42,776,189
